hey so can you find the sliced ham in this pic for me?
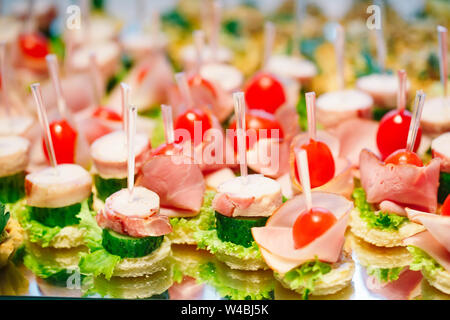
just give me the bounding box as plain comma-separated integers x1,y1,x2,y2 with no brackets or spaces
204,167,236,191
356,74,409,108
0,136,30,177
136,154,205,213
379,200,407,217
252,192,353,274
25,164,92,208
90,131,150,179
289,133,353,198
274,105,301,143
406,208,450,252
247,138,290,179
97,187,171,237
328,118,379,167
431,132,450,173
212,174,282,218
404,231,450,273
365,268,423,300
359,149,440,212
266,54,317,84
168,276,205,300
316,89,373,128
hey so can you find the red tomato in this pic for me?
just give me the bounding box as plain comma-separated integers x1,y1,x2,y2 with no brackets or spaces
137,66,150,84
188,74,217,98
376,109,422,160
244,72,286,114
174,108,212,145
92,106,122,122
442,195,450,216
150,142,183,156
384,149,423,167
294,139,335,188
228,109,284,151
18,32,49,59
292,207,337,249
42,119,77,164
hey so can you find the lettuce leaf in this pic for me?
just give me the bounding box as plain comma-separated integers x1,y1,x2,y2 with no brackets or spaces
280,258,332,300
0,203,10,236
407,246,444,276
352,188,408,231
23,252,65,279
198,262,274,300
76,202,120,280
366,266,403,283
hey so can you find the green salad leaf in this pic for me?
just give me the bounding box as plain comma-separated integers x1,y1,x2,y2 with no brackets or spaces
352,188,408,231
281,258,332,300
170,191,216,231
407,246,443,276
23,252,65,279
367,266,403,283
0,203,10,236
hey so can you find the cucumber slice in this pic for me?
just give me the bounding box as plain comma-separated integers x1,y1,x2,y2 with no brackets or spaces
438,172,450,204
30,202,82,228
215,212,268,248
102,229,164,258
0,171,25,204
94,175,127,201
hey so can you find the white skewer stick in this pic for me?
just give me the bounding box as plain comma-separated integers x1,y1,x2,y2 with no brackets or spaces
120,82,130,132
31,83,57,168
175,72,193,110
210,1,221,63
46,54,68,119
263,21,275,70
127,104,137,199
437,26,448,98
334,24,345,90
0,41,9,117
89,52,103,107
296,149,312,211
233,92,248,183
194,30,205,75
374,0,386,72
305,92,316,141
397,69,407,111
293,0,305,56
161,104,175,145
81,0,91,44
406,90,426,152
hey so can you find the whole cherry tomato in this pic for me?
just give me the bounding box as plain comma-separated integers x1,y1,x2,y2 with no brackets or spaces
174,108,212,145
244,72,286,114
441,195,450,216
42,119,77,164
19,32,49,59
150,142,183,156
384,149,423,167
92,106,122,122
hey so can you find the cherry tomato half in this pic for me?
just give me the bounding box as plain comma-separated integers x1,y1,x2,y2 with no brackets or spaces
295,139,335,189
92,106,122,122
42,119,77,164
384,149,423,167
244,72,286,114
292,207,337,249
188,74,217,98
150,142,183,157
228,109,284,151
441,195,450,216
376,109,422,160
174,108,212,145
19,32,49,59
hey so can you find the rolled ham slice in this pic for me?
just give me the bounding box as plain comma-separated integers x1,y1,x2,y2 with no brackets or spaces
420,97,450,135
97,187,172,237
0,136,30,177
266,54,317,84
316,89,374,128
200,63,243,93
356,74,410,108
328,118,379,167
432,132,450,173
25,164,92,208
212,174,282,218
289,133,353,198
90,131,150,179
359,149,440,212
251,192,353,274
136,154,205,213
